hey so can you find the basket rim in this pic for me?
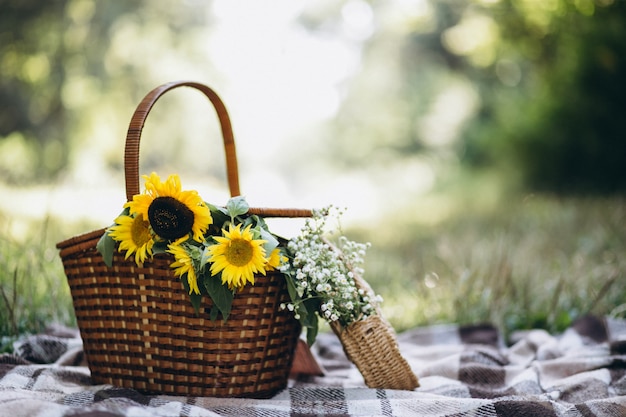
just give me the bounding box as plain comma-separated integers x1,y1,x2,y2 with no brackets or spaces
57,228,105,250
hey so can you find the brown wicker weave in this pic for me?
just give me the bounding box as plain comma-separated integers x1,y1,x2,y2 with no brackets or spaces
327,241,420,391
330,315,419,390
56,81,310,398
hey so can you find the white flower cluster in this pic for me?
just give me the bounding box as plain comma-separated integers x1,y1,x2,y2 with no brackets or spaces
280,207,382,327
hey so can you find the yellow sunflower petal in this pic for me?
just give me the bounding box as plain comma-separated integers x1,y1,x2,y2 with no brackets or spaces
207,223,267,290
108,213,154,266
168,243,200,295
126,172,212,242
266,248,286,271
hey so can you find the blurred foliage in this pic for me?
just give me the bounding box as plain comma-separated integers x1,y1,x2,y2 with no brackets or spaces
0,0,221,185
0,1,141,183
2,0,625,193
462,0,626,194
307,0,626,195
0,2,69,183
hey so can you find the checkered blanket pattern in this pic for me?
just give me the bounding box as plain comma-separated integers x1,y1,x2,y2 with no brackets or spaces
2,315,626,416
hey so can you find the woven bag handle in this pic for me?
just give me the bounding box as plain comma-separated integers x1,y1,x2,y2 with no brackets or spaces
124,81,312,218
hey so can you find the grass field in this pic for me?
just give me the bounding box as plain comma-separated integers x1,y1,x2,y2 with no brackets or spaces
0,216,75,351
1,178,624,347
360,189,626,340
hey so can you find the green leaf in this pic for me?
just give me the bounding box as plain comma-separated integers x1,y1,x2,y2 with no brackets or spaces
210,306,219,321
96,229,116,267
189,292,203,314
259,227,279,254
200,245,212,268
203,274,234,321
152,240,169,255
186,243,204,261
225,196,249,218
305,313,319,346
284,274,320,345
208,203,230,228
241,216,256,230
301,297,321,328
285,274,301,306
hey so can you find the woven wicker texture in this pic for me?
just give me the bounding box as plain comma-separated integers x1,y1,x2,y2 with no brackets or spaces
58,230,299,398
56,81,306,398
331,315,419,390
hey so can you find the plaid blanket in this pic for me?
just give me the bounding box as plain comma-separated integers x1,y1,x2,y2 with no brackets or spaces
2,315,626,416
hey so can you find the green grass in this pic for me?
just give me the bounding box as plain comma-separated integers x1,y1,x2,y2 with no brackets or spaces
0,216,75,351
1,179,625,347
357,189,626,340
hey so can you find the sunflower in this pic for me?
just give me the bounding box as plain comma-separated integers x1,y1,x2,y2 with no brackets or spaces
266,248,286,271
168,243,200,295
207,223,267,290
108,213,154,266
126,172,212,242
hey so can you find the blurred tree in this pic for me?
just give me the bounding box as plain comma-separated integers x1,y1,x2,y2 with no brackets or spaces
463,0,626,194
0,0,144,184
313,0,626,195
0,1,69,183
0,0,217,185
3,0,625,195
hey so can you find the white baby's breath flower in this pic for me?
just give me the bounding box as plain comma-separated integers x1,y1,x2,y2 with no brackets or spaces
280,205,381,332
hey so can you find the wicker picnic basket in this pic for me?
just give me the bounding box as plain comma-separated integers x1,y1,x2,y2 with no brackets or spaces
56,81,311,398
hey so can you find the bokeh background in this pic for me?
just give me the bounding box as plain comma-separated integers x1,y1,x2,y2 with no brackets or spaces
1,0,625,344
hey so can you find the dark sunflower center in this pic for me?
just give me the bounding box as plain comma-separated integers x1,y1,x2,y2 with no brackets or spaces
148,196,194,240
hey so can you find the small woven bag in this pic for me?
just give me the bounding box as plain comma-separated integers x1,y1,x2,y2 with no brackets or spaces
56,81,311,398
326,240,420,391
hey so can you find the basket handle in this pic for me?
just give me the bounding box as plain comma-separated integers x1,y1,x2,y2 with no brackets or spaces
125,81,239,200
124,81,312,218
